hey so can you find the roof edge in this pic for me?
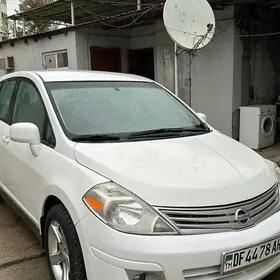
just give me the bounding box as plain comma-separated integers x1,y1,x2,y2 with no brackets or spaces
1,5,163,46
7,0,64,20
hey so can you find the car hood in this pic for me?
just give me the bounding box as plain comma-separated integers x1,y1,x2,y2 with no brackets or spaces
73,131,277,207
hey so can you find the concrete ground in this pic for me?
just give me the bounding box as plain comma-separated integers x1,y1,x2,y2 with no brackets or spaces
0,197,50,280
257,141,280,166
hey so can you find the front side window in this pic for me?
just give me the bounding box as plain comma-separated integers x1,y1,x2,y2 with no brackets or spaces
46,81,208,140
0,79,17,122
12,80,55,147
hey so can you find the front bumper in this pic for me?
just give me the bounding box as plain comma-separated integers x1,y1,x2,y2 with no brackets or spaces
76,210,280,280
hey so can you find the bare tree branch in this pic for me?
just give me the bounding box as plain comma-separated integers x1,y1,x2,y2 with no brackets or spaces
3,0,58,39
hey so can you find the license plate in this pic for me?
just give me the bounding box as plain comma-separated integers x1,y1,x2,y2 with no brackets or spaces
222,236,280,275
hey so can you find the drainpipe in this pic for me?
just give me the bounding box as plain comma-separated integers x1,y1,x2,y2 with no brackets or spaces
137,0,141,11
71,1,75,26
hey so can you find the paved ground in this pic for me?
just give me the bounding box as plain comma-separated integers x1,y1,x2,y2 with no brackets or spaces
0,190,280,279
0,197,50,280
257,142,280,166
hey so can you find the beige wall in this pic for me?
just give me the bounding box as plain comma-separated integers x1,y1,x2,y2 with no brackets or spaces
0,31,77,76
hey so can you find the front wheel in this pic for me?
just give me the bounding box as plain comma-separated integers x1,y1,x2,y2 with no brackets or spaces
44,204,87,280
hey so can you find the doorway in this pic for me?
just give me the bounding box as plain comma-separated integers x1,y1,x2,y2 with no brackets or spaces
128,48,155,80
90,47,121,72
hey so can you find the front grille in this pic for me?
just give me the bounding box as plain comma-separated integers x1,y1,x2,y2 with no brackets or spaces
156,183,279,234
183,265,221,279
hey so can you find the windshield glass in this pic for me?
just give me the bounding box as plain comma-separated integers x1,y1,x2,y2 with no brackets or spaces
46,81,205,138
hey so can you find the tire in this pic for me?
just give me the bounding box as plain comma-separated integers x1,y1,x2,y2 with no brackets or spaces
44,204,87,280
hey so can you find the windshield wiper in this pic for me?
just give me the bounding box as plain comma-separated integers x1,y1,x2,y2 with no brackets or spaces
72,134,122,142
72,124,210,142
128,126,209,139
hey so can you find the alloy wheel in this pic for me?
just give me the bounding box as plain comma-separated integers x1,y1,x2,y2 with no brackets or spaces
48,221,70,280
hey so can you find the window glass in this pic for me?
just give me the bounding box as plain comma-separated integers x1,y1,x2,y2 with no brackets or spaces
46,81,202,136
12,80,55,146
44,54,56,69
45,121,56,146
57,52,68,68
0,80,17,122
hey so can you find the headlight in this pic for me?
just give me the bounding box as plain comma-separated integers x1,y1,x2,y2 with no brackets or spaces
83,182,179,235
266,159,280,180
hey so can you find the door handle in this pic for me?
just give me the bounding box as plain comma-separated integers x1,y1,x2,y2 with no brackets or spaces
2,135,10,144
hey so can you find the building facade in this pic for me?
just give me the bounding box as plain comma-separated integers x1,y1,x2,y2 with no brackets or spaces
0,2,279,141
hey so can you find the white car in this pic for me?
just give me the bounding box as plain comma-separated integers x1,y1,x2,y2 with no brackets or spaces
0,70,279,280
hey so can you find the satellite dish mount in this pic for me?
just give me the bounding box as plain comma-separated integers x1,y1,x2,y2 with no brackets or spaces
163,0,216,106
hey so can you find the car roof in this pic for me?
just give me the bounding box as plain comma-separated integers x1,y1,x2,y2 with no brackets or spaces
0,70,153,83
33,70,153,83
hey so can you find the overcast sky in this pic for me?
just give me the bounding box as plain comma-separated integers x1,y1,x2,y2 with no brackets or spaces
7,0,20,15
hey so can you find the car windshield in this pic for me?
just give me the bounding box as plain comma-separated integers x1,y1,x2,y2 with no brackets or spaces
46,81,207,139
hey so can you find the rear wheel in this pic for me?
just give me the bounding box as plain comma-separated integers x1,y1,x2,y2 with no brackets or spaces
44,204,87,280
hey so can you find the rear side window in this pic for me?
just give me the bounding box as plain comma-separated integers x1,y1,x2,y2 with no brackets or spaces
0,80,17,122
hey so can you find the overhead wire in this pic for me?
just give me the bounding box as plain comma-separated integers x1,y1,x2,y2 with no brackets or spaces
8,0,280,38
72,1,160,29
214,10,244,37
213,4,280,38
235,31,280,37
87,0,157,7
6,0,159,33
73,1,280,37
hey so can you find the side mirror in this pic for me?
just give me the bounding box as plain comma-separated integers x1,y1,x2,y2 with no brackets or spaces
197,113,207,122
10,123,41,157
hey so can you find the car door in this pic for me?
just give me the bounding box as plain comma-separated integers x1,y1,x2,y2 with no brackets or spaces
1,78,56,223
0,78,19,191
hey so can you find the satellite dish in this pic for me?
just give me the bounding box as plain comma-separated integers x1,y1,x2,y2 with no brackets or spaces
163,0,216,50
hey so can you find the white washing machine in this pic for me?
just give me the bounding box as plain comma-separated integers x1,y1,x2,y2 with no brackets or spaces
239,105,276,149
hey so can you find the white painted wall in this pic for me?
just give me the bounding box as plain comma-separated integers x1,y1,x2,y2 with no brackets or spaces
190,6,235,137
153,6,236,137
0,5,236,137
75,28,130,72
232,25,243,140
0,31,77,76
75,26,157,73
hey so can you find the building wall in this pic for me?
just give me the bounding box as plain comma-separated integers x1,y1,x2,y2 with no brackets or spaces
0,5,236,137
0,5,275,140
154,6,236,137
233,30,276,140
238,8,278,108
232,6,280,139
232,25,243,140
0,31,77,76
189,6,235,137
75,6,236,137
75,28,130,72
75,26,157,72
